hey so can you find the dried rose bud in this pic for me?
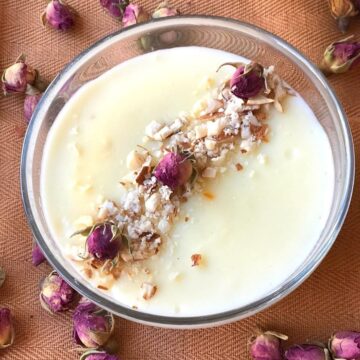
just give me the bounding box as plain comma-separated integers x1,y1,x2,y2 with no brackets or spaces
329,0,358,32
228,62,264,100
152,1,179,18
353,0,360,10
73,298,115,348
100,0,129,19
122,3,149,27
0,266,5,288
249,331,288,360
320,36,360,74
40,271,77,313
0,308,14,349
85,223,121,260
151,2,179,44
24,93,42,123
154,152,193,189
80,350,120,360
2,55,37,95
285,344,330,360
41,0,75,31
32,243,46,266
329,331,360,359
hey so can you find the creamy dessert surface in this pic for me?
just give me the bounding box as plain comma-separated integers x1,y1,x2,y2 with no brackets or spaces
41,47,334,316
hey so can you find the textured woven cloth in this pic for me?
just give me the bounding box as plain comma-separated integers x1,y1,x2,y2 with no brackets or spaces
1,0,360,359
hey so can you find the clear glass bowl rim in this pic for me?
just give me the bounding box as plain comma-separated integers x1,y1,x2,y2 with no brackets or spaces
21,15,355,328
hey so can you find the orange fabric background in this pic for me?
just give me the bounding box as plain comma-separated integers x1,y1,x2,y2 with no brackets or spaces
1,1,360,359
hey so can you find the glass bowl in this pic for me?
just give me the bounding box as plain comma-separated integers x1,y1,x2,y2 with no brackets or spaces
21,16,354,328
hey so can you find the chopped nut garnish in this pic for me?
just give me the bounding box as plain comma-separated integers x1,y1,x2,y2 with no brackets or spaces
203,191,215,200
141,282,157,300
135,159,152,184
84,268,93,278
126,150,146,171
254,110,267,121
97,285,109,290
235,163,243,171
202,167,217,178
191,254,202,267
70,61,290,291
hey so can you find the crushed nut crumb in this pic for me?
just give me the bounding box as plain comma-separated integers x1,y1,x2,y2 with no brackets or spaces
191,254,202,267
141,282,157,300
203,191,215,200
97,285,109,291
235,163,243,171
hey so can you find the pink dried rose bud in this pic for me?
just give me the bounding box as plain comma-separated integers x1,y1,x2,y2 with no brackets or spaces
85,222,121,260
1,55,37,95
100,0,129,19
41,0,75,31
328,0,358,33
329,331,360,360
24,93,42,123
32,242,46,266
122,3,150,27
151,2,179,44
154,152,193,189
228,62,265,100
285,344,330,360
40,271,77,313
320,36,360,74
80,350,120,360
249,330,288,360
0,308,14,349
152,1,179,18
353,0,360,10
73,298,115,348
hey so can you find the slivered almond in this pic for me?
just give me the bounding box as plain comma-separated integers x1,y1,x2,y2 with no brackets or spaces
141,282,157,300
202,167,217,178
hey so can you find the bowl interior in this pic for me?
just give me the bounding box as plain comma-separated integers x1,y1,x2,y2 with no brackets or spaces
21,16,354,328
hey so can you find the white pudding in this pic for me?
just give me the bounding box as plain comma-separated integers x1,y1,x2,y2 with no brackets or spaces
41,47,334,316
